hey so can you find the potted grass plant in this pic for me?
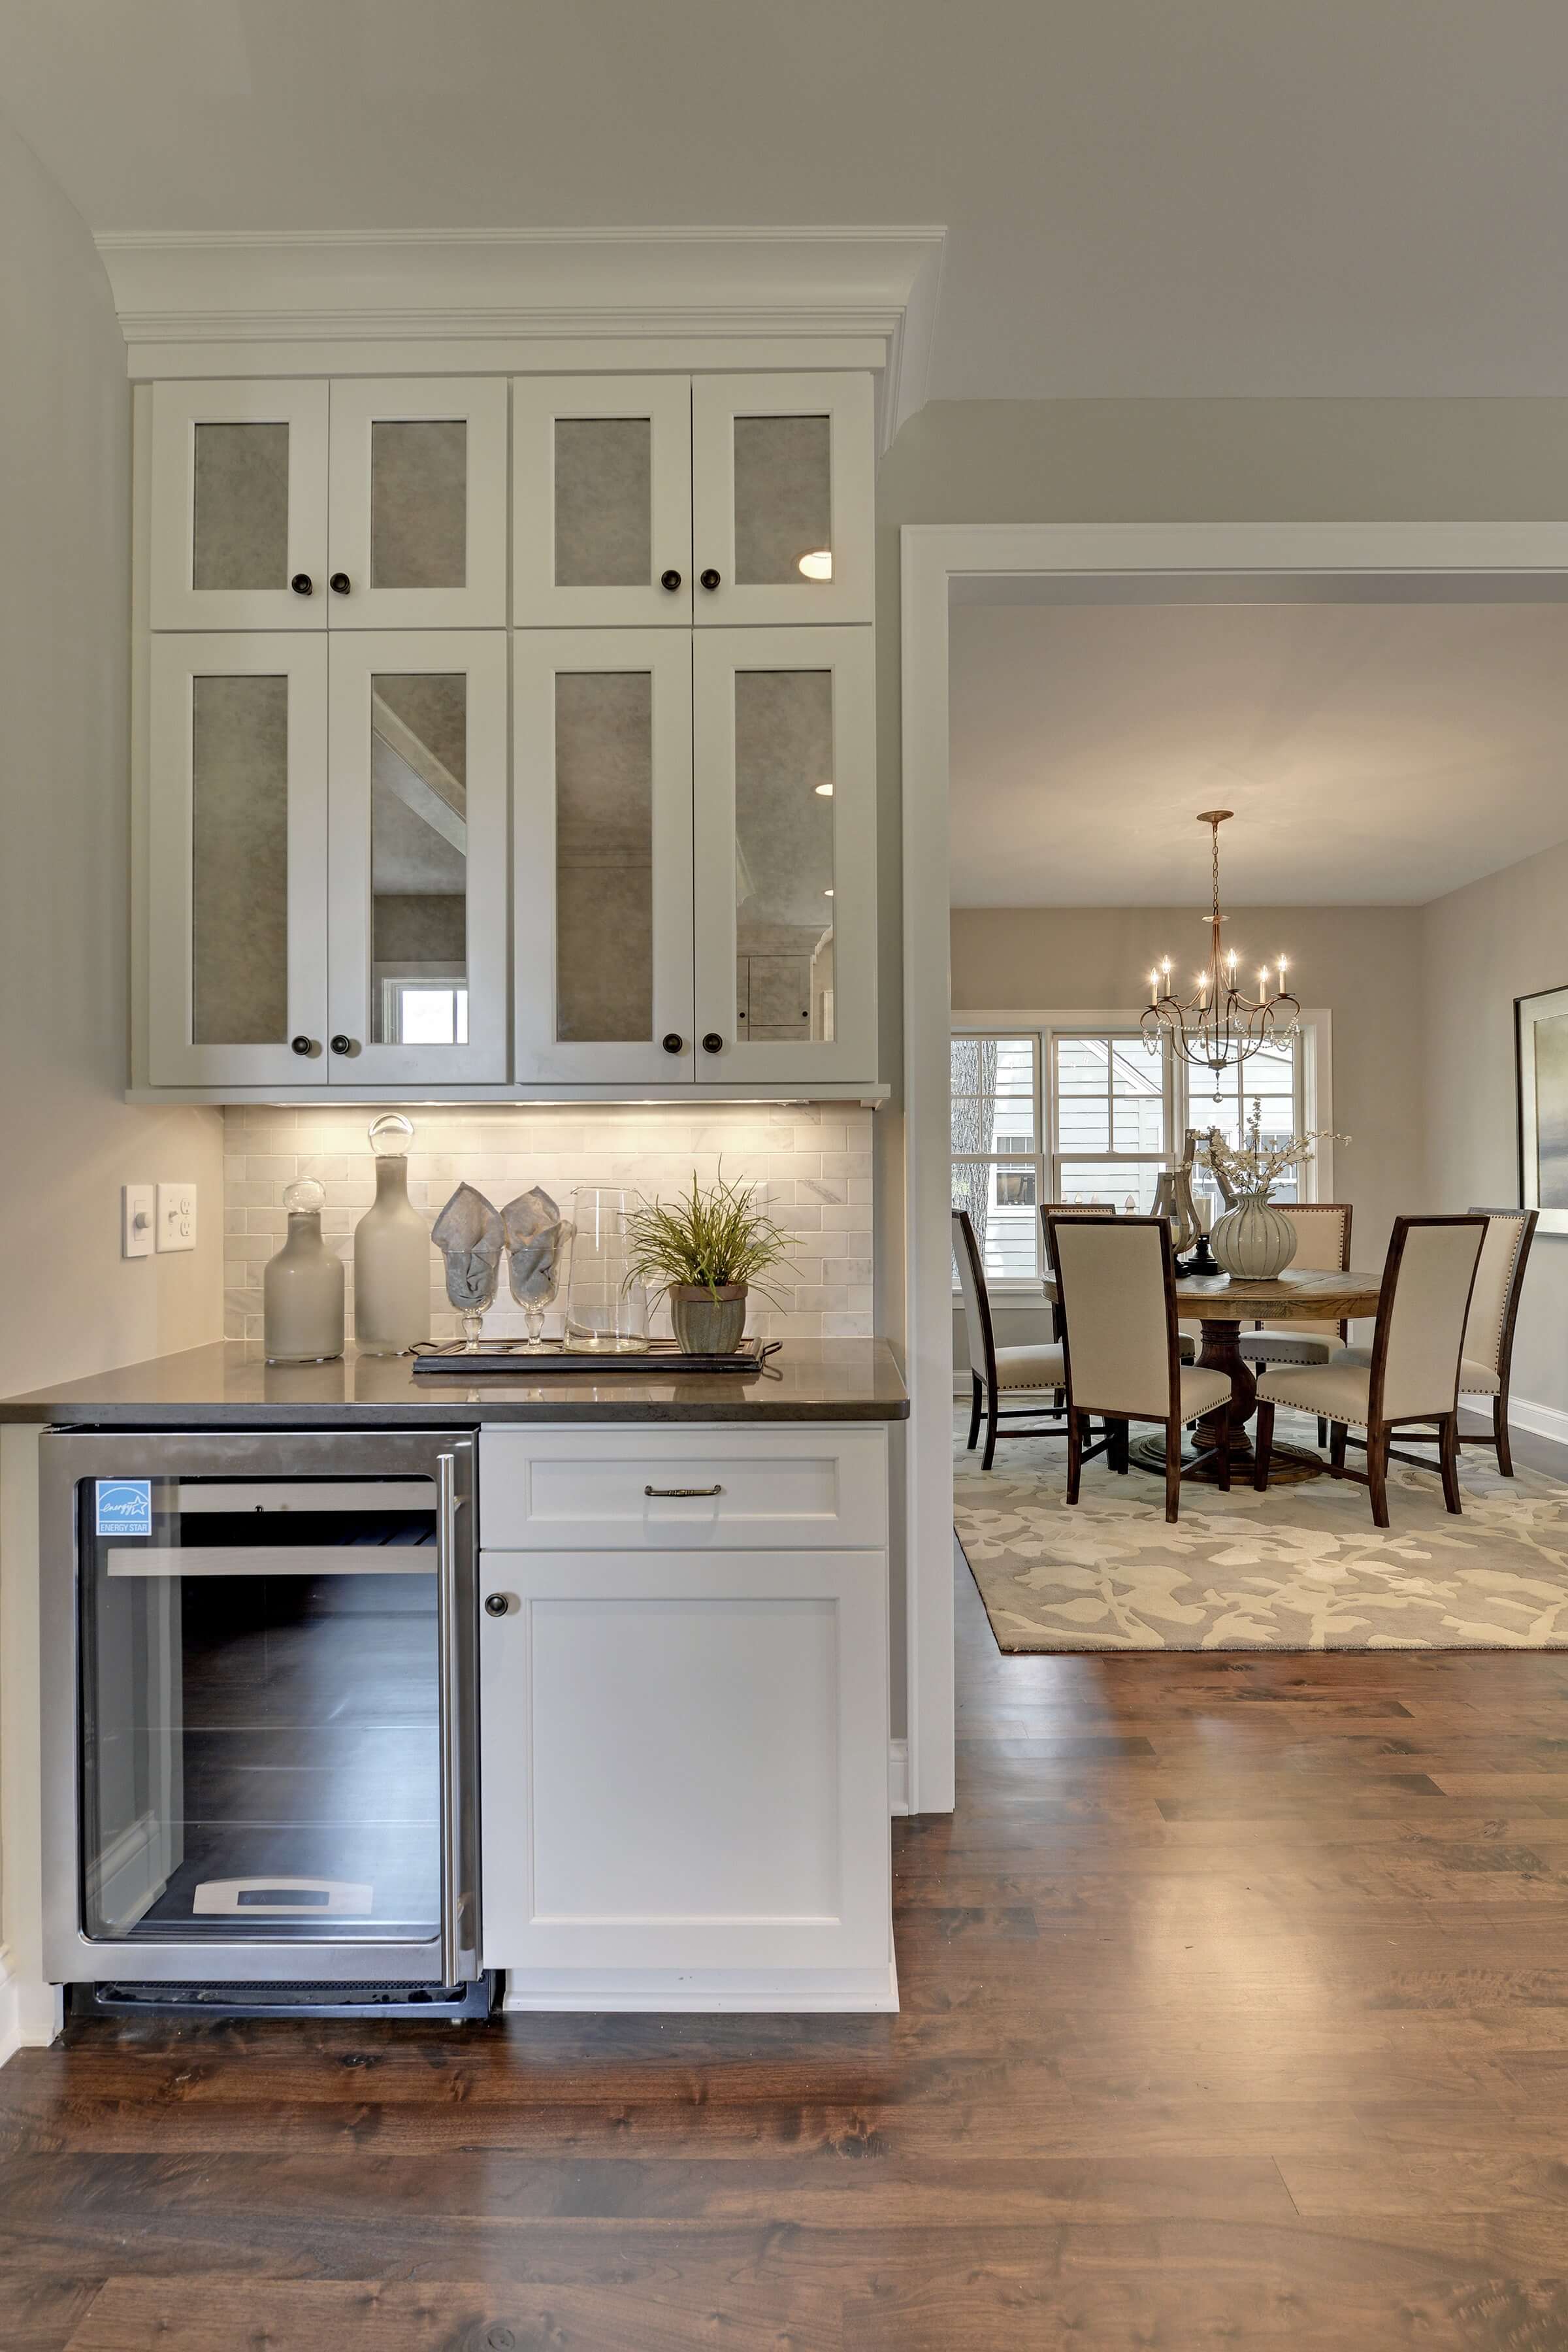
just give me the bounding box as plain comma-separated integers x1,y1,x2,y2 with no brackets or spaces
621,1171,794,1354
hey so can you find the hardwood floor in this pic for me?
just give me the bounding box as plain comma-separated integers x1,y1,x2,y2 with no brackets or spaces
8,1430,1568,2349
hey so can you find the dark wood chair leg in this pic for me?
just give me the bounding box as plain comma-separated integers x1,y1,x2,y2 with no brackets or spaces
1253,1400,1275,1491
1329,1422,1348,1477
1316,1416,1328,1448
1494,1392,1514,1477
981,1389,999,1472
1111,1418,1130,1474
1066,1408,1083,1505
1214,1401,1231,1492
1440,1414,1463,1515
1367,1426,1390,1529
1164,1424,1182,1524
966,1373,982,1451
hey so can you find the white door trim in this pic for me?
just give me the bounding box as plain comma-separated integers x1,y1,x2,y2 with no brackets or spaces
901,519,1568,1817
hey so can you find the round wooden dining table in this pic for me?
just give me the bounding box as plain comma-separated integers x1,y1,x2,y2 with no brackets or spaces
1042,1265,1384,1483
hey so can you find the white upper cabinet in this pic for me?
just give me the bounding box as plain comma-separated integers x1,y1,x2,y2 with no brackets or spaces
325,379,508,628
150,378,507,630
513,378,693,627
693,627,877,1084
513,630,696,1083
691,375,875,627
326,632,510,1085
150,382,329,630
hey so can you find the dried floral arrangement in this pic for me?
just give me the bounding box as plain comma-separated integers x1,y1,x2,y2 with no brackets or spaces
1198,1100,1349,1202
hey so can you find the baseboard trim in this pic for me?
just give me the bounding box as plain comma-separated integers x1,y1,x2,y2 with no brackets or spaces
501,1959,898,2014
888,1737,910,1816
1505,1395,1568,1449
0,1949,18,2071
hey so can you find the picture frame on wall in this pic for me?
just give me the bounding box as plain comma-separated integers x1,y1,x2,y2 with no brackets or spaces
1516,984,1568,1236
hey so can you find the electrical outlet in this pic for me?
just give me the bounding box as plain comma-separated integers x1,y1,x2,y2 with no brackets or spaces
155,1181,197,1253
122,1184,155,1260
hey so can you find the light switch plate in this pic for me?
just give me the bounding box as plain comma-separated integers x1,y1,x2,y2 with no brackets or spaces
122,1184,155,1260
155,1181,197,1252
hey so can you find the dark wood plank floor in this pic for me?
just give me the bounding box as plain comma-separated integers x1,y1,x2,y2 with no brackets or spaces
8,1429,1568,2349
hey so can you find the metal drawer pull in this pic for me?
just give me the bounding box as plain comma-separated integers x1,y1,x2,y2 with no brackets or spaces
644,1483,724,1499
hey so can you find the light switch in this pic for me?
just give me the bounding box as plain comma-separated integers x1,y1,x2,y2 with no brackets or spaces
156,1181,198,1252
122,1184,155,1260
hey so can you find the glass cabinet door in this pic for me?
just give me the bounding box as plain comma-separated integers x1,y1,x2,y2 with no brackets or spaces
326,381,508,628
513,631,695,1083
513,377,693,627
150,382,329,630
148,635,329,1085
327,633,509,1084
693,628,877,1083
691,374,874,627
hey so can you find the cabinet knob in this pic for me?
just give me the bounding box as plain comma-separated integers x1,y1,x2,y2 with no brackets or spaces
483,1592,510,1618
329,572,351,595
329,1034,355,1056
290,1034,316,1056
659,568,682,593
290,573,314,596
661,1032,684,1054
699,568,721,592
701,1032,723,1054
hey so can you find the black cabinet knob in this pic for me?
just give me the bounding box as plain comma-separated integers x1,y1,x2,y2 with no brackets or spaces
329,572,350,595
699,568,721,591
290,1034,315,1056
483,1593,509,1618
329,1034,354,1056
290,573,314,596
701,1032,723,1054
659,568,682,592
661,1032,684,1054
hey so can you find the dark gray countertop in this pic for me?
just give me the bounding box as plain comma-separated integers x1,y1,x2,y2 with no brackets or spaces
0,1339,908,1428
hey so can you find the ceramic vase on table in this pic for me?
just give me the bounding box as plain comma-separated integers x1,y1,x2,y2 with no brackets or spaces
1209,1193,1298,1280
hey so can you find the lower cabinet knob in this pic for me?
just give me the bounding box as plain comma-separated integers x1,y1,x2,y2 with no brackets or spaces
329,1034,354,1056
290,1034,315,1056
702,1032,723,1054
661,1032,684,1054
290,573,314,596
483,1593,510,1618
329,572,351,595
659,568,682,592
699,568,721,591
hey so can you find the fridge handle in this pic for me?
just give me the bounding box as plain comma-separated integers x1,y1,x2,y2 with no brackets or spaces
436,1450,464,1985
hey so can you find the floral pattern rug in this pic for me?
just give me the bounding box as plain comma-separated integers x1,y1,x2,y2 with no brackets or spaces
954,1411,1568,1652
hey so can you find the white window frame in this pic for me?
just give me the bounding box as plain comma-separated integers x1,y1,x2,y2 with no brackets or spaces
1175,1011,1332,1203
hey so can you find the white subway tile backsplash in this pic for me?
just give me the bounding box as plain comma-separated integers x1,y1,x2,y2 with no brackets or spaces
223,1102,875,1347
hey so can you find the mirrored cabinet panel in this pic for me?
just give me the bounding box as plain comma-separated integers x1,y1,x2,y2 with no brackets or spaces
151,384,329,630
514,632,695,1081
148,636,329,1084
692,376,874,627
693,629,875,1083
327,382,508,628
513,378,693,627
328,633,508,1083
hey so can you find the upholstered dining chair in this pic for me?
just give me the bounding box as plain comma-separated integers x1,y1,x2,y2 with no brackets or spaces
1041,1201,1198,1365
1237,1203,1353,1444
953,1209,1074,1471
1049,1213,1232,1525
1252,1215,1486,1527
1329,1205,1537,1477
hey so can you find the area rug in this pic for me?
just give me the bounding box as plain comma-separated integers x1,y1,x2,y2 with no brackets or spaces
953,1411,1568,1652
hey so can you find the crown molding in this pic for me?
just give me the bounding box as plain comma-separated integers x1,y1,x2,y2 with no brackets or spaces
95,225,946,448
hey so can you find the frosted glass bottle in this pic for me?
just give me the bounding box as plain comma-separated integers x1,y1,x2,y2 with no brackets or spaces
352,1114,432,1355
264,1179,345,1364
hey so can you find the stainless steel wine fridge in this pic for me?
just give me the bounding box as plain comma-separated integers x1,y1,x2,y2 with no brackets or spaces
39,1428,487,2017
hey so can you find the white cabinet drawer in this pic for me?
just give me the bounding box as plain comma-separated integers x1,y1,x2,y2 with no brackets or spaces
479,1425,887,1550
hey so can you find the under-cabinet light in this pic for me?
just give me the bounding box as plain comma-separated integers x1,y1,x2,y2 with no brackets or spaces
798,549,833,580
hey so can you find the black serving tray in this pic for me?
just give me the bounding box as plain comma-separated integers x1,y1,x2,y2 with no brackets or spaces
411,1338,780,1377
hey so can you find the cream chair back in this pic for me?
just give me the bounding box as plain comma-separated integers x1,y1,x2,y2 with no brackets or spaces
1374,1217,1486,1424
1051,1214,1175,1422
1462,1207,1536,1377
951,1210,993,1385
1038,1200,1115,1274
1271,1203,1352,1340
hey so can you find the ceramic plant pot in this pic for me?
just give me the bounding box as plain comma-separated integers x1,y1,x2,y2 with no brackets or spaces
1210,1195,1298,1281
669,1282,748,1354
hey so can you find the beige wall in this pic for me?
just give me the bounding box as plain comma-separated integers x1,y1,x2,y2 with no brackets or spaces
1423,838,1568,1420
0,116,223,1398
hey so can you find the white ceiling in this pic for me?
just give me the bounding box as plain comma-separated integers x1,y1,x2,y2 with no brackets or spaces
7,1,1568,399
949,601,1568,907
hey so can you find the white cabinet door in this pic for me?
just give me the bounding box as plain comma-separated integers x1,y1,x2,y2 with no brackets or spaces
693,627,877,1084
691,374,874,627
513,376,693,627
513,630,696,1083
480,1548,890,1973
148,635,329,1085
326,632,509,1085
150,382,329,631
326,380,508,628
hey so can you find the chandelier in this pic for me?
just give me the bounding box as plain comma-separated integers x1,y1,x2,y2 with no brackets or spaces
1141,811,1299,1075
